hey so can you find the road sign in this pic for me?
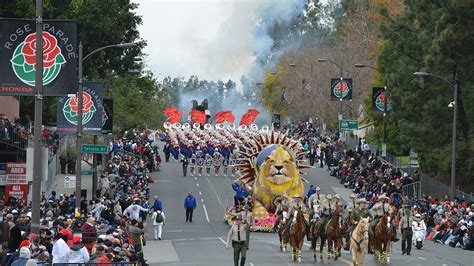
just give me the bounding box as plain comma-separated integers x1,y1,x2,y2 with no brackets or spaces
339,120,359,132
81,144,108,154
64,175,76,188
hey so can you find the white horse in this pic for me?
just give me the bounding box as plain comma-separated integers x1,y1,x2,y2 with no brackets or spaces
350,217,370,266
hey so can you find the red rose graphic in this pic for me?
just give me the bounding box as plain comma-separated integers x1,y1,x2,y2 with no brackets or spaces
21,32,61,69
70,92,94,114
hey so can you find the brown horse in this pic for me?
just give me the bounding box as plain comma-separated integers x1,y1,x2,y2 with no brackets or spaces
289,209,306,262
326,205,344,261
374,213,393,263
350,217,370,266
277,211,289,252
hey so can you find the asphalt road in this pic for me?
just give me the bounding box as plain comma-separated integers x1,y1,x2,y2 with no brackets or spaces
144,161,473,266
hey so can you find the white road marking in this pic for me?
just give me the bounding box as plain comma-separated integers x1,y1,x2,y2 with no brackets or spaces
194,177,197,180
205,176,226,210
218,237,227,245
201,198,204,203
196,183,199,187
202,204,210,222
249,263,254,266
199,191,202,195
418,257,427,260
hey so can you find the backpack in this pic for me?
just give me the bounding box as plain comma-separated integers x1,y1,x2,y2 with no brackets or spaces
155,211,164,223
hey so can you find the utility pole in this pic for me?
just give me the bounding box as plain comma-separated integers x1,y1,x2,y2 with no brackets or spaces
31,0,43,234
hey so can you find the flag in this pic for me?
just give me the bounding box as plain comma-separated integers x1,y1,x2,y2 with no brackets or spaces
189,110,207,125
239,109,260,126
163,107,182,124
214,111,235,123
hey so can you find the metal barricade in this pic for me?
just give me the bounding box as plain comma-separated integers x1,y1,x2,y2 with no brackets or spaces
401,181,421,199
42,263,137,266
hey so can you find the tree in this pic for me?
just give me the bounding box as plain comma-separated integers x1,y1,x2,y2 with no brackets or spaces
378,0,474,183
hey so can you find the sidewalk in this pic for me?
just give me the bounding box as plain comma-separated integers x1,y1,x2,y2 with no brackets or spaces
45,161,97,200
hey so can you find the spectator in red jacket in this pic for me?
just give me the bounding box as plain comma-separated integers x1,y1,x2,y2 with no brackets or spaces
81,217,97,254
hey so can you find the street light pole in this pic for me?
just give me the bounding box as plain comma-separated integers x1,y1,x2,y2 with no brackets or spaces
31,0,43,234
75,42,83,212
451,73,458,199
413,71,458,199
75,42,136,211
318,59,344,120
355,63,388,157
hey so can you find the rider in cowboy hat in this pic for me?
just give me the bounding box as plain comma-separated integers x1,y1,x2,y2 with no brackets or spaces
318,194,334,232
370,194,396,240
272,194,290,233
285,194,311,240
345,198,372,250
308,187,325,222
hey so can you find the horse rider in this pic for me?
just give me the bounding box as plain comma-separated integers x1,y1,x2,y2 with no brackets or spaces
272,194,290,233
345,198,372,250
348,194,357,213
369,194,395,239
285,194,311,240
318,194,334,233
240,205,253,249
308,187,325,221
334,194,343,208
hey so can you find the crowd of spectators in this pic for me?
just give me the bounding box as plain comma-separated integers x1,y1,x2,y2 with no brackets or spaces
0,115,29,149
0,130,158,265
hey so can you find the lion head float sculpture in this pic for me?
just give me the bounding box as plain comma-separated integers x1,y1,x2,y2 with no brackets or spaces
235,131,311,220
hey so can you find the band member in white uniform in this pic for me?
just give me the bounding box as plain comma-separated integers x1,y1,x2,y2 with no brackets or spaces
213,148,223,176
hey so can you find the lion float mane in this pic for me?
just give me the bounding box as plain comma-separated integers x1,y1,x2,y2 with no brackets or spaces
235,131,311,220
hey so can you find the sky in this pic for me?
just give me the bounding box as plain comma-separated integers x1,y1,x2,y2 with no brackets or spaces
135,0,262,83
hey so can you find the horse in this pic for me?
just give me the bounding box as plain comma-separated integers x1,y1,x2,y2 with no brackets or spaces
326,205,344,261
277,211,289,252
374,213,393,263
350,217,370,266
289,209,306,262
310,216,322,261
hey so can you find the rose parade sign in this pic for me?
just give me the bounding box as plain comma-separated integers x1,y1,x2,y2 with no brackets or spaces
372,87,392,113
56,82,104,135
330,78,353,101
0,18,77,96
101,99,113,134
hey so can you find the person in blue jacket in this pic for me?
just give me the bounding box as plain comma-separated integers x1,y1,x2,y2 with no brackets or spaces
305,184,317,204
232,181,249,206
184,192,197,223
152,195,163,211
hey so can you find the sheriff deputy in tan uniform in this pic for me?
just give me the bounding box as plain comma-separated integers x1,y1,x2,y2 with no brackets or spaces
226,215,248,266
239,205,253,249
272,194,290,233
318,194,334,232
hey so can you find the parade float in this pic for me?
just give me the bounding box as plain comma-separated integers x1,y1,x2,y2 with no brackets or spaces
161,103,310,232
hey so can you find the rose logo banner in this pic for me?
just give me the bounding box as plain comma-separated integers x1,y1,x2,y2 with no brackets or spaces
56,82,103,135
330,78,353,101
372,87,392,113
0,18,77,96
102,99,113,134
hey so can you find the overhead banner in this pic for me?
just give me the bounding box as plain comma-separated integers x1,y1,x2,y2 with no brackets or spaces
57,82,104,135
102,99,113,134
372,87,392,113
330,78,353,101
0,18,77,96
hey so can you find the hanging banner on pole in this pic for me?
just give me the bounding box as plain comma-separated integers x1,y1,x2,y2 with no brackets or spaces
57,82,104,135
330,78,352,101
101,99,113,134
0,18,77,96
372,87,392,113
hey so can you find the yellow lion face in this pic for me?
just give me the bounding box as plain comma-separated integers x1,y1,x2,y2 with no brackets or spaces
260,146,297,185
